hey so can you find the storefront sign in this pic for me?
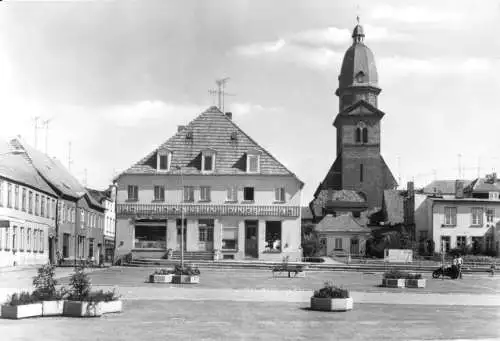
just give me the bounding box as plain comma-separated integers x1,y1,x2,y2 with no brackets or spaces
117,204,300,218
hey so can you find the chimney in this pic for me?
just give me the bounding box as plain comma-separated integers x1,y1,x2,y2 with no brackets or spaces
455,179,464,199
177,125,186,133
407,181,414,198
225,112,233,120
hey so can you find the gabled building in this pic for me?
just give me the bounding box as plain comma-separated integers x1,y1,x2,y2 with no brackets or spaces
115,106,304,261
0,140,58,267
11,138,106,264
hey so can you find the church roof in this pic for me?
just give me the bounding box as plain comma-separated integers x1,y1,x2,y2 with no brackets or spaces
117,106,303,185
315,214,370,234
337,23,379,91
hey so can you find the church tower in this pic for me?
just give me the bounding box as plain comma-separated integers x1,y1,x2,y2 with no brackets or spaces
321,19,397,210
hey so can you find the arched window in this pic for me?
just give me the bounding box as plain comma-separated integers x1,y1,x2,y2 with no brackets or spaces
355,128,361,143
362,128,368,143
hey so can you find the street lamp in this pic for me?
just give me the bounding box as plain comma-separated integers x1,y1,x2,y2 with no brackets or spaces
175,166,185,268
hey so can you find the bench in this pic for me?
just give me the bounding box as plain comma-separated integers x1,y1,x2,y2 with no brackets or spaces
272,265,306,278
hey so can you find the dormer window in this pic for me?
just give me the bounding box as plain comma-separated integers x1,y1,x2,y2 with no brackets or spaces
490,192,499,201
201,148,217,173
246,149,261,173
157,149,172,171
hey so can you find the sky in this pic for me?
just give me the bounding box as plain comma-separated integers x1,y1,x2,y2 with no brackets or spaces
0,0,499,205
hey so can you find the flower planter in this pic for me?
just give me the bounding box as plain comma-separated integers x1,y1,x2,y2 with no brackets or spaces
63,301,103,317
172,275,200,284
150,274,173,284
382,278,405,288
405,279,426,288
101,300,123,314
42,300,64,316
294,271,306,278
1,303,43,319
310,297,353,312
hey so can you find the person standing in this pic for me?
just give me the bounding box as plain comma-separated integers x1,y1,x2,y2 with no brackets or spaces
451,255,458,279
457,254,463,279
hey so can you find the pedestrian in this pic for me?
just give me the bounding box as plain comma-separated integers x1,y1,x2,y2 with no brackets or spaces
451,255,458,278
457,254,463,279
490,263,496,277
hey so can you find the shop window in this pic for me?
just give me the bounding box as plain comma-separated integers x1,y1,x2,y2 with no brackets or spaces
440,236,451,253
154,186,165,201
200,186,211,202
265,221,281,252
222,228,238,250
183,186,195,202
198,219,214,242
134,224,167,249
456,236,466,249
243,187,254,201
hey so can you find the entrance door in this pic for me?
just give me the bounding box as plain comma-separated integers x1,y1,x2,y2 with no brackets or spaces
176,219,187,251
245,220,258,258
350,238,359,255
319,237,327,257
48,237,54,264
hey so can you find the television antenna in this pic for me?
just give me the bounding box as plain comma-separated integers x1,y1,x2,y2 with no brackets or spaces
208,77,235,112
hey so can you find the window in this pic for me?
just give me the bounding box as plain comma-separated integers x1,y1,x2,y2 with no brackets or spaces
5,228,9,250
0,228,2,250
52,199,56,220
7,183,12,208
471,207,483,226
243,187,254,201
19,227,24,250
247,155,260,173
265,221,282,252
203,155,214,172
275,187,285,202
355,128,361,143
157,150,171,171
14,185,19,210
198,219,214,242
154,186,165,201
419,231,428,241
441,236,451,253
183,186,194,202
127,185,138,201
0,180,3,207
444,207,457,226
200,186,211,202
63,233,70,258
27,228,31,251
486,208,495,223
456,236,466,249
35,194,39,216
28,191,33,214
21,188,26,212
489,192,499,200
41,196,45,217
40,230,44,252
89,238,94,258
320,238,327,246
226,186,238,202
222,228,238,250
335,238,343,250
360,164,364,182
362,128,368,143
12,226,17,250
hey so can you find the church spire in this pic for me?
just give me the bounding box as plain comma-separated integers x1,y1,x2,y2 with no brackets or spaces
352,16,365,44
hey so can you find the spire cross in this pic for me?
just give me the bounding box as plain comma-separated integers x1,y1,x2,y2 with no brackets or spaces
356,15,360,24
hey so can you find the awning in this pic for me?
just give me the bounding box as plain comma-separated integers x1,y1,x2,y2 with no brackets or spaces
0,220,10,228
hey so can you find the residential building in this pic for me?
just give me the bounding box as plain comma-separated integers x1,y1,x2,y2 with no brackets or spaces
87,185,117,263
415,177,500,255
11,139,106,263
115,106,304,261
0,141,58,267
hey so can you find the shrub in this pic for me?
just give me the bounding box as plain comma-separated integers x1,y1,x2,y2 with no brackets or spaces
172,264,200,276
5,291,40,306
33,263,60,300
405,273,422,280
68,266,92,301
383,269,422,279
152,268,172,275
88,288,121,303
313,282,349,299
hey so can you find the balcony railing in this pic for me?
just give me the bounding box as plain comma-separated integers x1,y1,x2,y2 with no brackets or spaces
117,203,300,218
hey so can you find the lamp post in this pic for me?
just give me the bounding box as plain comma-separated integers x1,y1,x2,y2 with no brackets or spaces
175,166,185,268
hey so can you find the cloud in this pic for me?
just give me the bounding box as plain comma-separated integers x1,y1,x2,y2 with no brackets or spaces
370,4,464,25
229,102,282,116
233,39,286,56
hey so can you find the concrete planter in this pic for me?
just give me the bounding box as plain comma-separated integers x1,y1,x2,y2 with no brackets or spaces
382,278,405,288
42,300,64,316
101,300,123,314
150,274,173,283
310,297,353,312
1,303,43,319
172,275,200,284
63,301,103,317
405,279,426,288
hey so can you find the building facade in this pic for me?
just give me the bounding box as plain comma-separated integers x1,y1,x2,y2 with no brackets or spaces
0,142,57,267
415,177,500,255
115,106,304,261
88,186,117,263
